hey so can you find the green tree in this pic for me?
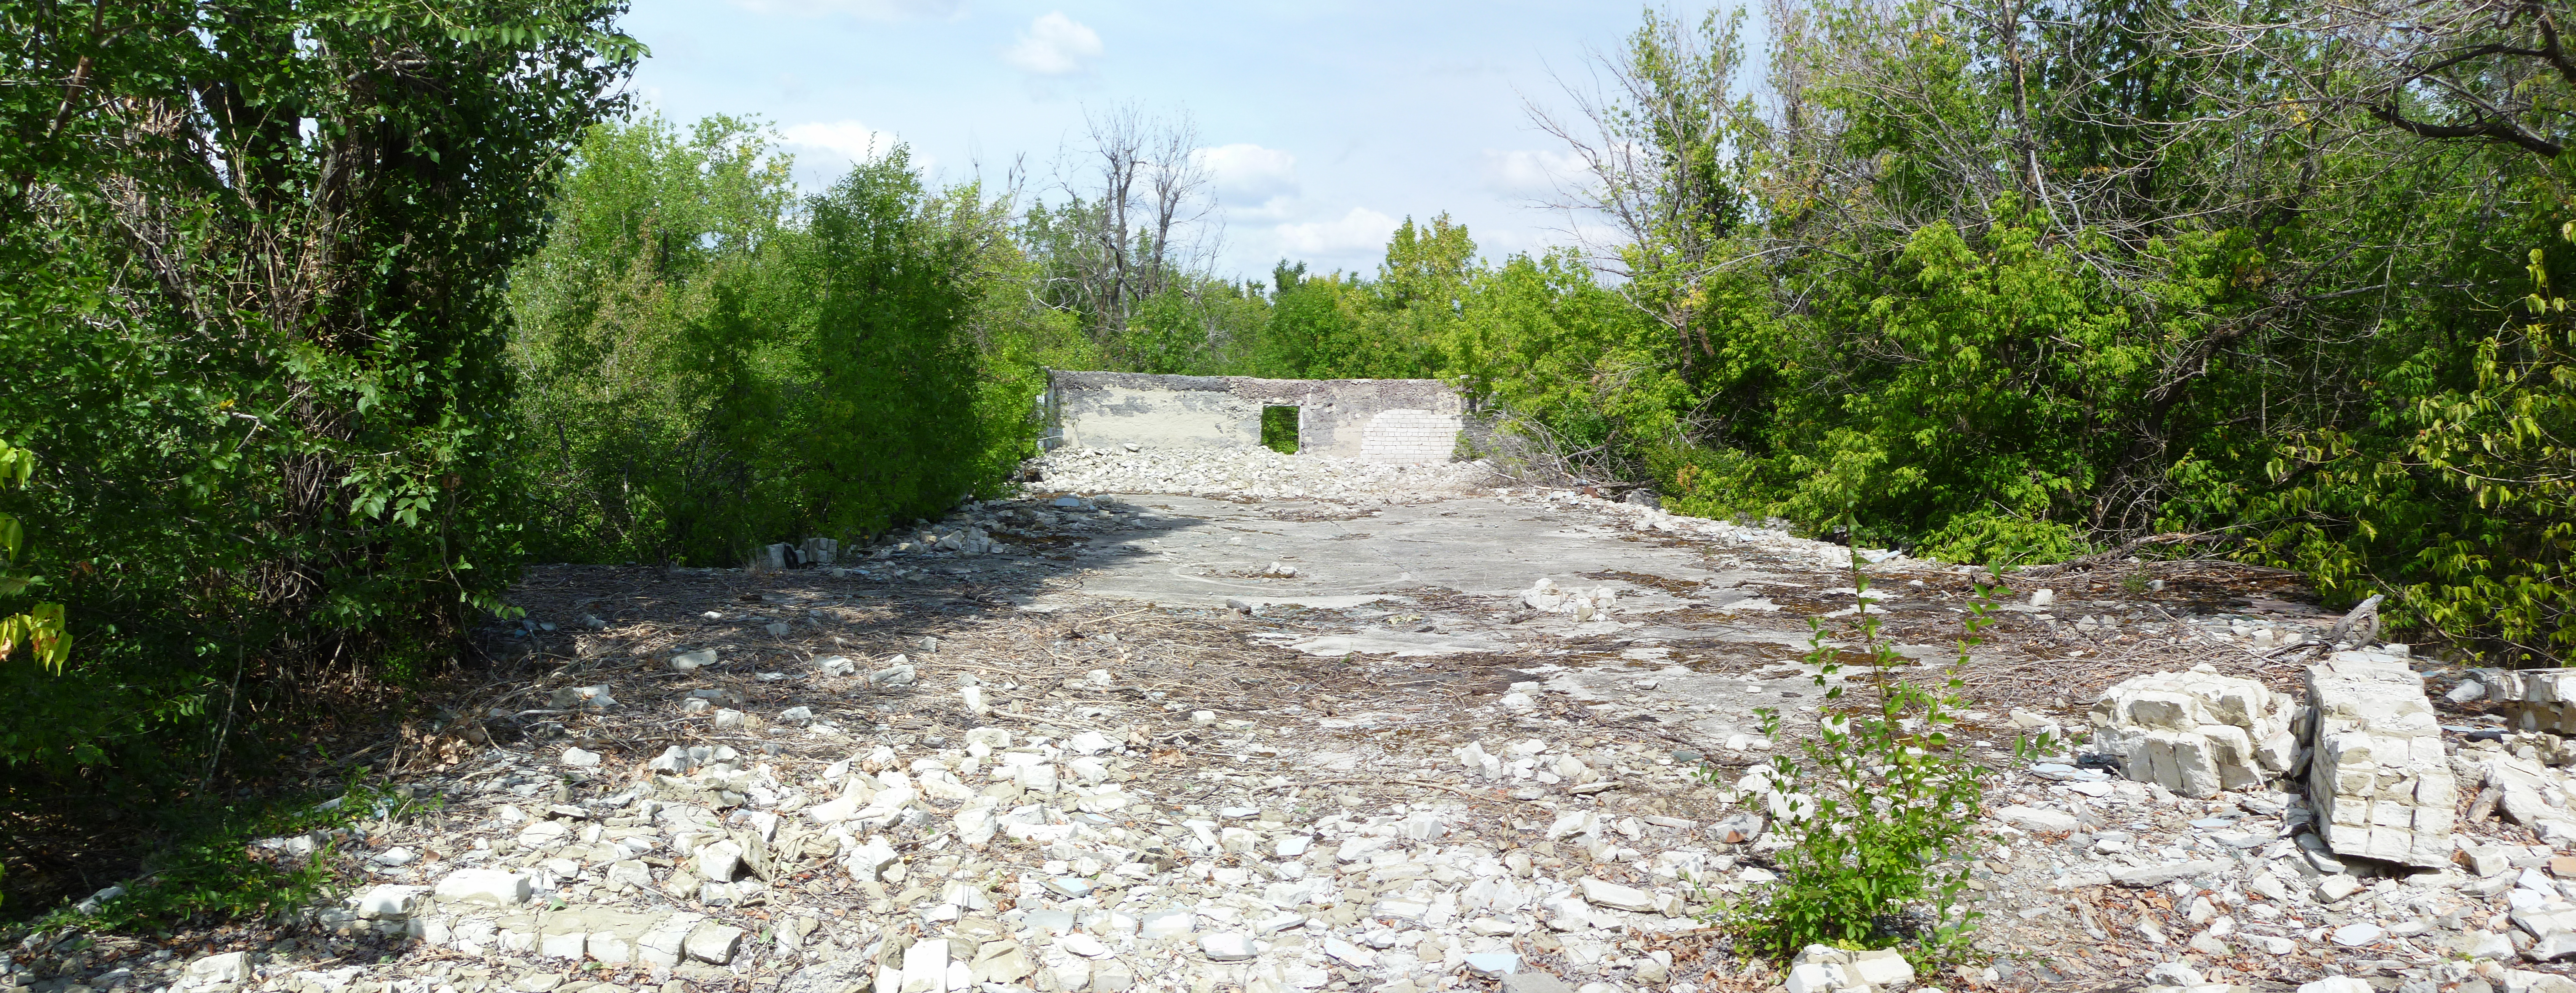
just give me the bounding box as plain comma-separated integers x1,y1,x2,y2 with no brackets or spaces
0,440,65,673
0,0,635,788
510,116,1043,566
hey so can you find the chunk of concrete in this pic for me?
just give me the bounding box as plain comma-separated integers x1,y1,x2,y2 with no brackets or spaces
2088,665,2295,796
433,869,533,906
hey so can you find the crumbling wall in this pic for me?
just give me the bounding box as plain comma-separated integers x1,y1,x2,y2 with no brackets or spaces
1047,371,1465,463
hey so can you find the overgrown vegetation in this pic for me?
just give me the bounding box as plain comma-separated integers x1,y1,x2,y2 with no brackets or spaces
65,780,432,931
0,440,66,673
508,116,1054,566
1705,525,2012,961
0,0,631,911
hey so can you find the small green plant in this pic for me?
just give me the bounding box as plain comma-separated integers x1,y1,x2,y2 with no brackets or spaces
2120,570,2152,595
1705,514,2008,963
52,780,435,931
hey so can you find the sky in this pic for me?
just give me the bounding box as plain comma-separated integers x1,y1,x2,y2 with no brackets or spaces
618,1,1679,279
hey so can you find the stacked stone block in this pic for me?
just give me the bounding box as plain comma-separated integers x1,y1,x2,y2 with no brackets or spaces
1359,409,1466,464
2306,651,2454,868
2087,664,2300,799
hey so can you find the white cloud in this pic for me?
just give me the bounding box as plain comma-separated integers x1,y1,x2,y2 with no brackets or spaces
779,120,903,166
1192,143,1298,202
1003,12,1103,76
1275,207,1401,257
1481,148,1591,197
729,0,962,19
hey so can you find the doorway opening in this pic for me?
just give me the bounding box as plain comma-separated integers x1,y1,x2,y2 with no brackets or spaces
1260,406,1301,454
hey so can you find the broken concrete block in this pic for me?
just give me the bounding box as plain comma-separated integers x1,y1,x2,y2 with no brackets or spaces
2089,664,2298,796
870,658,916,686
2307,651,2453,868
184,952,253,987
353,884,429,920
433,869,533,907
684,922,744,964
638,913,706,968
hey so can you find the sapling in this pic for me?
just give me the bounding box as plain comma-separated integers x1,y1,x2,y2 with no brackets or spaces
1703,516,2042,964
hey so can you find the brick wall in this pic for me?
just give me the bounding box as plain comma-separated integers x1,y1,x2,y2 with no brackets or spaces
1360,409,1464,464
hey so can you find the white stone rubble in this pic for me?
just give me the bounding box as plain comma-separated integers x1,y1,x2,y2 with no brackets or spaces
2087,664,2299,797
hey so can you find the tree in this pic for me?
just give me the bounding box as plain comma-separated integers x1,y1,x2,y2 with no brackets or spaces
0,0,635,781
1028,104,1220,367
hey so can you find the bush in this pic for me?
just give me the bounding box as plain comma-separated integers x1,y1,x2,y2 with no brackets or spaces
510,118,1044,566
0,1,631,792
1708,527,2013,962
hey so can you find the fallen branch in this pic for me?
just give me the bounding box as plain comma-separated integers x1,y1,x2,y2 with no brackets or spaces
2015,531,2236,578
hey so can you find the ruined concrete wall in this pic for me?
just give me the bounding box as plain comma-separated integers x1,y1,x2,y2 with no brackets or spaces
1047,371,1465,463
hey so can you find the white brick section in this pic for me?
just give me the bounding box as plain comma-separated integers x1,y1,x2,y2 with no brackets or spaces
1360,409,1462,464
2306,650,2453,868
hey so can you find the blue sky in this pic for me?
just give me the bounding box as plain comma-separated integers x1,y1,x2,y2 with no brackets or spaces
620,1,1674,279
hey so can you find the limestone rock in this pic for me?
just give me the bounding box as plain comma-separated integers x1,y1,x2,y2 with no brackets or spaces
2087,664,2297,797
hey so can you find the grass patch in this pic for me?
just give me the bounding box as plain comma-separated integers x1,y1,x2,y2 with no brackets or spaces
28,780,433,932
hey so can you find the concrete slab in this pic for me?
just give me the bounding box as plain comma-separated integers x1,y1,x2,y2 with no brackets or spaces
1034,495,1724,610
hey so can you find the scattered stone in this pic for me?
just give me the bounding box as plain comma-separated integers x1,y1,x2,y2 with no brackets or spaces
433,869,532,906
1199,932,1255,961
2331,922,2387,947
185,952,253,986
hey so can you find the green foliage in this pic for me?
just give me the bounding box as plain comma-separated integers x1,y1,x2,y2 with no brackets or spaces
1709,529,2005,962
1260,407,1301,454
510,115,1043,566
0,439,66,672
63,782,436,930
0,0,631,783
2169,227,2576,664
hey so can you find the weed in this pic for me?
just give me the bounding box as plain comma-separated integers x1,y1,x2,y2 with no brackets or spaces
1703,516,2024,965
44,780,437,932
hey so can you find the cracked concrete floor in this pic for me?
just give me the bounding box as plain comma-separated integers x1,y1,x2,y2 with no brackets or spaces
1010,493,2058,760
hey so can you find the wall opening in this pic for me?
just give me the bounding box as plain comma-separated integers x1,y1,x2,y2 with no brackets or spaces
1260,406,1301,454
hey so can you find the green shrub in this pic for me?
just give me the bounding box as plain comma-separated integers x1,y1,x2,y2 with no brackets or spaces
510,118,1043,565
1708,525,2011,962
1261,407,1301,454
0,0,631,788
0,439,65,672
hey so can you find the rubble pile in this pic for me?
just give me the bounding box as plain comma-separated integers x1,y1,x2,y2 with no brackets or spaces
21,456,2576,993
2469,669,2576,738
116,725,1744,993
1030,447,1498,502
